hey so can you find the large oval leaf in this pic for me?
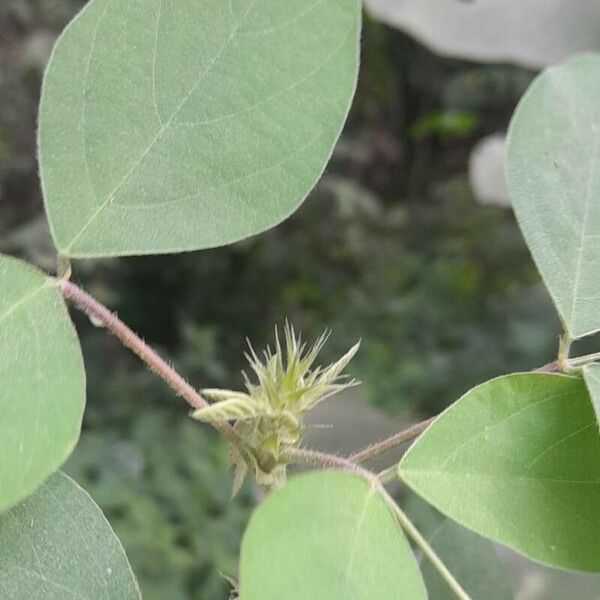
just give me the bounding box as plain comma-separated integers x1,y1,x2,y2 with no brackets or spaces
507,54,600,339
0,255,85,511
240,471,426,599
39,0,361,257
0,471,140,599
399,373,600,571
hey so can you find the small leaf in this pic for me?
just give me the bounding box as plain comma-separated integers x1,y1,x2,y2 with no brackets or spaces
229,446,249,499
0,471,141,599
507,54,600,339
583,364,600,427
39,0,361,257
193,396,263,423
0,254,85,511
239,471,426,599
400,373,600,571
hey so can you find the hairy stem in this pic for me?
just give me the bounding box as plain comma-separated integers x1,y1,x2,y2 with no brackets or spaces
350,357,561,465
567,352,600,369
57,279,246,453
535,360,561,373
284,448,376,481
288,449,470,599
380,489,471,600
350,417,437,464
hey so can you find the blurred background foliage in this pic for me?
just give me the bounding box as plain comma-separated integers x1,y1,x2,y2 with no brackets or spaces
0,2,587,598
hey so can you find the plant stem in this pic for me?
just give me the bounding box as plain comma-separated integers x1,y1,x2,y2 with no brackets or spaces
558,332,572,370
289,449,469,598
350,417,436,464
351,357,562,465
567,352,600,369
288,449,470,598
57,279,246,453
379,488,471,600
378,464,398,485
56,254,72,280
534,360,561,373
284,448,375,481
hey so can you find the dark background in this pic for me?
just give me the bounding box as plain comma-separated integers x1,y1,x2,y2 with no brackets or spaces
0,2,590,598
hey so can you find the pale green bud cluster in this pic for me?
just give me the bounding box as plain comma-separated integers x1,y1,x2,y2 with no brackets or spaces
192,323,359,492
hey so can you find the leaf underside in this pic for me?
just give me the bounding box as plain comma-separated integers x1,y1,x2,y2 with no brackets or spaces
39,0,361,257
507,54,600,339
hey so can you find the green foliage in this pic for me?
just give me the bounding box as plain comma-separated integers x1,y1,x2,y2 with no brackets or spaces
508,54,600,339
0,471,140,599
39,0,361,257
5,0,600,596
0,254,85,512
65,409,254,600
239,471,426,599
400,373,600,571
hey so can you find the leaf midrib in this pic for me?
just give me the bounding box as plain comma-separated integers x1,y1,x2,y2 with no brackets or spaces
342,488,374,596
568,121,600,334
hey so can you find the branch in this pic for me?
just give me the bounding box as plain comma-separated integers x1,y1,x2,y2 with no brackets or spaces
57,279,245,452
59,275,564,489
350,417,437,464
350,358,561,464
284,448,375,481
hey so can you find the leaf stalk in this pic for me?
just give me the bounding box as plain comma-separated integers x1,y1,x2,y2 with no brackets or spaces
380,488,472,600
56,279,247,456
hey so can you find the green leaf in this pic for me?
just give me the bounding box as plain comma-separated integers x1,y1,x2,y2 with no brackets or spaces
0,471,141,599
39,0,361,257
404,494,513,600
507,54,600,339
399,373,600,571
239,471,426,599
583,364,600,427
0,255,85,512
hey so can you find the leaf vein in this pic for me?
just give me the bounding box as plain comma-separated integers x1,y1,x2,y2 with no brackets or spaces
65,0,260,252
